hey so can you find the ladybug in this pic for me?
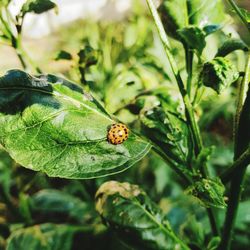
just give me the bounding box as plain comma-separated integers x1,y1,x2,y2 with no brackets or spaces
107,123,129,145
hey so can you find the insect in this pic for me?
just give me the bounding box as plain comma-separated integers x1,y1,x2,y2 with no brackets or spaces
107,123,129,145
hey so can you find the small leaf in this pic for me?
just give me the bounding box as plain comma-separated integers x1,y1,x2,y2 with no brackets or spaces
78,46,99,68
21,0,57,15
0,70,151,179
158,0,188,39
55,50,73,61
95,181,190,250
30,189,90,222
216,38,249,57
6,223,76,250
237,8,250,26
199,57,239,94
177,26,206,55
186,178,227,208
207,236,221,250
203,24,221,35
193,146,214,171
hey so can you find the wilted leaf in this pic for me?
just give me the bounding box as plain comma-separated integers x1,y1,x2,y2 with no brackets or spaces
186,178,227,208
216,38,249,57
21,0,57,15
6,223,77,250
95,181,190,250
30,189,90,222
199,57,239,94
177,26,206,55
0,70,151,179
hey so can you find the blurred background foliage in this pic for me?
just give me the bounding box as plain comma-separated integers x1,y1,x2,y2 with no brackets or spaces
0,0,249,249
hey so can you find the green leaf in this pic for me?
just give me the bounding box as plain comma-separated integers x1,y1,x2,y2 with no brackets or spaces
207,237,221,250
180,216,205,249
30,189,90,222
6,223,76,250
203,24,221,35
199,57,239,94
21,0,57,15
0,70,151,179
238,7,250,25
177,26,206,55
55,50,73,61
95,181,190,250
186,178,227,208
158,0,225,39
78,45,99,68
193,146,214,171
216,38,249,57
138,94,189,166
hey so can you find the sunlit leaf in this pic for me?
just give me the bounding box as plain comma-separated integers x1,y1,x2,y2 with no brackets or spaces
0,70,151,179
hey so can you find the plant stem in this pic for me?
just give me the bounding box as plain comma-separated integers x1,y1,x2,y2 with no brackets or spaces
234,53,250,150
220,52,250,250
145,0,202,156
184,44,194,97
227,0,250,33
145,0,219,236
221,148,250,184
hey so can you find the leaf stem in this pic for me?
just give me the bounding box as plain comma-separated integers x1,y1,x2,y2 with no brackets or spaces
145,0,219,236
227,0,250,33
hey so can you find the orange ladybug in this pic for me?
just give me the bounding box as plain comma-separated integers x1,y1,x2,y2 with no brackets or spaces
107,123,129,145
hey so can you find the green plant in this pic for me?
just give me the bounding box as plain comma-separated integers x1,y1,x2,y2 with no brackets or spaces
0,0,249,249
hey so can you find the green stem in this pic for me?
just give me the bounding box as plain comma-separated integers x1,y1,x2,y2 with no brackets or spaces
221,147,250,184
145,0,219,236
227,0,250,33
220,51,250,250
145,0,202,156
234,53,250,150
184,44,194,97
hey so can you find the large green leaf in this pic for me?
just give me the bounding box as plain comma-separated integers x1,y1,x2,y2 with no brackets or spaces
6,223,77,250
95,181,190,250
0,70,151,179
